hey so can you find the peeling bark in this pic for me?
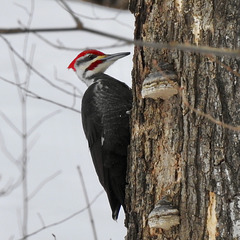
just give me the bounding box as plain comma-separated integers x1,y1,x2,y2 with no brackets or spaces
126,0,240,239
207,192,217,240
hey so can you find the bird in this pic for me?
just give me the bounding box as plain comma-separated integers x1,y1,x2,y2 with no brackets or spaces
68,49,132,220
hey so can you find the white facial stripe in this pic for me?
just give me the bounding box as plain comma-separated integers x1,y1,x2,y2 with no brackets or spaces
74,54,115,87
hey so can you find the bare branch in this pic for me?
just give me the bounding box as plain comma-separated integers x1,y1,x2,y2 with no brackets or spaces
24,43,36,89
180,87,240,132
0,111,22,137
1,27,240,57
54,68,82,96
57,0,83,28
28,110,62,136
57,0,132,30
77,166,98,240
29,94,81,113
54,69,82,109
37,213,45,227
0,35,82,98
0,26,80,34
8,47,22,99
14,3,30,15
0,129,19,166
27,170,62,201
33,31,126,51
27,134,40,155
0,76,81,113
209,55,240,78
0,175,22,197
16,190,104,240
22,0,35,59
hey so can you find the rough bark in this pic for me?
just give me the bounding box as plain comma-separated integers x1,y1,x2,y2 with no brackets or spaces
126,0,240,239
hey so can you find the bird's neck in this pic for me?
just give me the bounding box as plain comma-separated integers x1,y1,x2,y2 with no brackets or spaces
81,73,115,87
81,77,95,87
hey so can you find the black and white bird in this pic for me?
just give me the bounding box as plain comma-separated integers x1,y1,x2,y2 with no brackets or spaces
68,49,132,220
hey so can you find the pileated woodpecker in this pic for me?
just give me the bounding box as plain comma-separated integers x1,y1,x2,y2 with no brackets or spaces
68,49,132,220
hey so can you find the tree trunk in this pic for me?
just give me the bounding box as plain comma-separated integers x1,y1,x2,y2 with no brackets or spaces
126,0,240,239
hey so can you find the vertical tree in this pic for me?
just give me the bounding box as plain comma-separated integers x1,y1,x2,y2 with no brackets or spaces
126,0,240,239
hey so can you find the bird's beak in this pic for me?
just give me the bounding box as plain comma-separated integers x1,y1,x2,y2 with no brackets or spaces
99,52,130,62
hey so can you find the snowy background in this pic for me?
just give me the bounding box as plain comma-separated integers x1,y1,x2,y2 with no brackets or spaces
0,1,134,239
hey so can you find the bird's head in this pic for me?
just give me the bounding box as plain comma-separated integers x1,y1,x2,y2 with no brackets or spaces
68,49,130,86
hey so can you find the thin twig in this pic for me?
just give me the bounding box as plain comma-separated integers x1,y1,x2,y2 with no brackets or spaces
151,60,240,132
0,76,81,113
1,27,240,57
26,134,40,156
180,87,240,132
16,191,104,240
0,35,82,98
77,166,98,240
58,0,119,21
28,110,62,136
14,3,30,15
33,31,125,51
57,0,133,29
208,55,240,78
37,213,45,227
0,130,19,166
27,170,62,201
22,0,35,60
57,0,83,28
54,68,82,96
54,69,81,109
29,94,81,113
0,175,22,197
19,39,29,240
24,43,36,90
8,47,22,98
0,111,22,137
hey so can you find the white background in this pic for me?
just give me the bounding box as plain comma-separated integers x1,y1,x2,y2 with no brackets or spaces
0,1,134,239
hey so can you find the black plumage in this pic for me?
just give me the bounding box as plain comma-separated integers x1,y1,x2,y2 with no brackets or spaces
81,73,132,220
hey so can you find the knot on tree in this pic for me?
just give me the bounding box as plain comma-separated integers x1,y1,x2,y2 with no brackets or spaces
141,63,178,100
148,196,180,230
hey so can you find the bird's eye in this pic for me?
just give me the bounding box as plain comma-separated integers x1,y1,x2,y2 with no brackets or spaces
87,54,96,60
76,54,96,66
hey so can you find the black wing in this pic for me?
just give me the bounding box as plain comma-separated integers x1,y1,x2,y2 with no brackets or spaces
81,74,132,219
